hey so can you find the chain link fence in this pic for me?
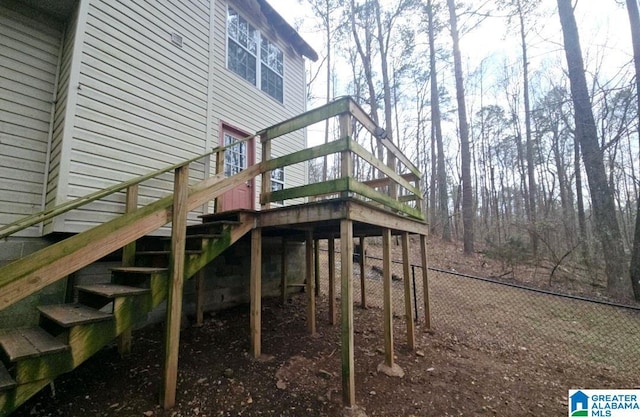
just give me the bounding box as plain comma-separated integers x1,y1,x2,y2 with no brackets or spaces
316,248,640,376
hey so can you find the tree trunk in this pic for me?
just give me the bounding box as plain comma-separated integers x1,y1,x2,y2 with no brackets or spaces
517,0,538,255
447,0,474,254
427,0,451,241
557,0,629,299
626,0,640,300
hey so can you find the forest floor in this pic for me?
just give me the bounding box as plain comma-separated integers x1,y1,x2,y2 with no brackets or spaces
11,237,639,417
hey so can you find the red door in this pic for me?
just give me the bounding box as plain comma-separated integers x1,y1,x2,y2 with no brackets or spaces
219,126,255,212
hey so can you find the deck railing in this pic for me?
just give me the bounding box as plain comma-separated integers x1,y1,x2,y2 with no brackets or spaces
258,96,423,219
0,96,423,312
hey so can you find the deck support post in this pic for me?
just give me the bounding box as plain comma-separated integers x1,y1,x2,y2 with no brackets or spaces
382,228,394,367
306,230,316,335
420,234,431,329
377,228,404,377
118,184,138,357
314,238,320,297
281,237,288,305
401,233,415,350
328,237,336,325
194,270,205,327
162,165,189,409
340,219,355,407
359,237,367,308
250,228,262,358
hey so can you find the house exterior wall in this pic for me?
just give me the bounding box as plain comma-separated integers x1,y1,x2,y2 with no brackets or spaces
212,0,308,206
46,0,212,233
0,5,63,237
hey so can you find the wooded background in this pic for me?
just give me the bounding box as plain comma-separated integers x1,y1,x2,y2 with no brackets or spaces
297,0,640,301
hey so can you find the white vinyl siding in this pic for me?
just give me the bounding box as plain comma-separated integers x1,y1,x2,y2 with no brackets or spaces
214,0,307,206
0,6,62,237
48,0,212,233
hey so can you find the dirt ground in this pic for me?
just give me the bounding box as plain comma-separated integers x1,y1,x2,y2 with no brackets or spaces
11,238,639,417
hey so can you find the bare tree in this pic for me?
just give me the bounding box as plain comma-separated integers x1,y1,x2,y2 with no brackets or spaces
446,0,474,254
556,0,629,298
626,0,640,300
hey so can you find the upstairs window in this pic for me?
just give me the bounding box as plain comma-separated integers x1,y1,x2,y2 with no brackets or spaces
227,7,284,103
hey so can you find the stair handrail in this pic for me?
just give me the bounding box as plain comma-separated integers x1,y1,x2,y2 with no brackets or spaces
0,136,255,240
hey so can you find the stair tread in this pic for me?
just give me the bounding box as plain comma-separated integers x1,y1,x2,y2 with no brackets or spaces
110,266,168,273
136,250,202,255
75,284,150,298
0,362,15,392
0,328,68,362
199,210,253,222
38,304,112,327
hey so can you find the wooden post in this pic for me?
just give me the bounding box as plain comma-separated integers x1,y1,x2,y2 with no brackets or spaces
420,234,431,329
328,237,336,325
214,148,225,213
194,270,205,327
402,233,415,350
121,184,138,266
339,113,352,198
382,228,394,368
359,237,367,309
306,230,316,335
118,184,138,356
162,165,189,409
281,236,288,305
261,136,272,210
314,238,320,297
340,219,355,407
250,228,262,358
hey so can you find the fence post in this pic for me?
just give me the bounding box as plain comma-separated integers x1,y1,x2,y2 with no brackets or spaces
420,234,431,329
382,228,395,368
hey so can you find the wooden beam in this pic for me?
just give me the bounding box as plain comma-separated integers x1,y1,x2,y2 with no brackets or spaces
314,239,320,297
420,234,431,329
347,179,423,219
162,165,189,409
258,97,351,141
117,184,138,357
347,100,420,177
340,219,355,407
262,139,348,173
401,233,415,350
261,178,349,205
346,201,429,235
350,140,420,197
281,237,288,305
305,231,316,335
359,237,367,309
194,270,205,327
382,228,394,368
328,237,336,325
250,228,262,358
361,173,419,190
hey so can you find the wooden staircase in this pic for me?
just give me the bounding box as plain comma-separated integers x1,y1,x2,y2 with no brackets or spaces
0,213,254,416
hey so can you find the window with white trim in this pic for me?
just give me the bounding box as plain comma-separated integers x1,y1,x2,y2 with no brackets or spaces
271,167,285,205
227,7,284,103
223,132,247,177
